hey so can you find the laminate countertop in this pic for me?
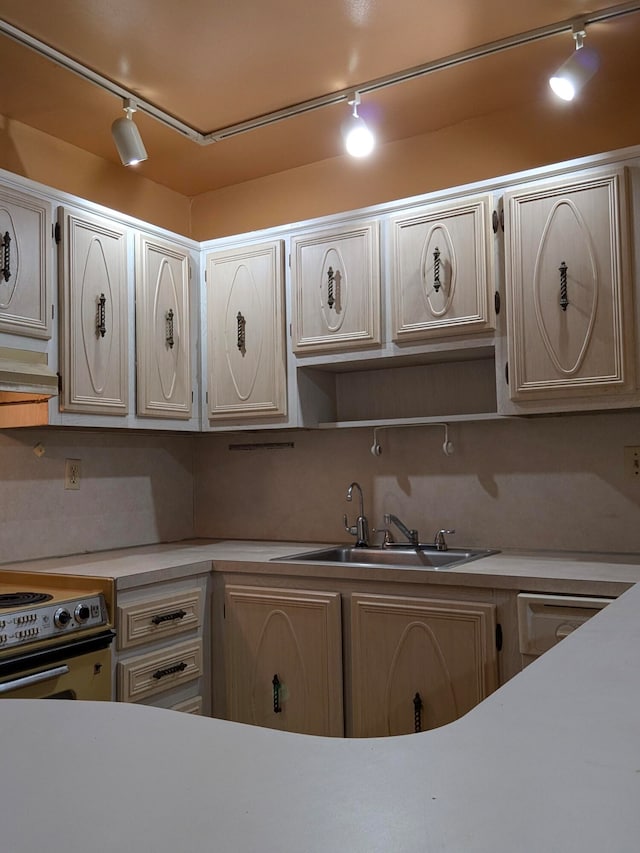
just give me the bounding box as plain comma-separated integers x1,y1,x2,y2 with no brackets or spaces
2,577,640,852
2,539,640,592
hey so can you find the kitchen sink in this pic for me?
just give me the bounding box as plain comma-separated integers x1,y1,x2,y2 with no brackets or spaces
276,544,498,570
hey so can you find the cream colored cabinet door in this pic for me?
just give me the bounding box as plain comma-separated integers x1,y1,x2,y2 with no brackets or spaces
291,220,380,353
351,593,498,737
503,166,634,404
206,241,287,421
0,184,51,339
390,194,494,341
135,233,192,419
224,585,343,736
58,207,128,415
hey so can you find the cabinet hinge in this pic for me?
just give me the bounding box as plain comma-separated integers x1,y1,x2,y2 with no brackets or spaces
54,222,61,244
204,269,207,282
288,253,291,268
495,623,503,651
57,372,63,394
191,391,194,403
494,291,501,315
289,323,292,338
492,210,499,234
505,361,509,386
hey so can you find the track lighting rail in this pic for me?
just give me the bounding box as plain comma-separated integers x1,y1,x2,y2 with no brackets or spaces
1,1,640,145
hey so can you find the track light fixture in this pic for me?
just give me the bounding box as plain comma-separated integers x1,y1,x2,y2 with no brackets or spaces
549,22,600,101
344,93,375,158
111,99,148,166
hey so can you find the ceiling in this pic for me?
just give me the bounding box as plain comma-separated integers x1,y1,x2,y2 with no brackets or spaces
0,0,639,198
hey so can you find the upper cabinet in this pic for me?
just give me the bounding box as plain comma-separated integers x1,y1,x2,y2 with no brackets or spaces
205,240,287,423
390,194,495,342
135,233,192,419
57,206,129,415
0,184,52,339
501,166,635,411
291,220,381,354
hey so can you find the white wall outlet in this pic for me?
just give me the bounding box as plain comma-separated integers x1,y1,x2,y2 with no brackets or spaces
64,458,81,490
624,446,640,479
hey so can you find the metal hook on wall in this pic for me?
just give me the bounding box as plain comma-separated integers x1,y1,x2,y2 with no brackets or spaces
371,422,454,457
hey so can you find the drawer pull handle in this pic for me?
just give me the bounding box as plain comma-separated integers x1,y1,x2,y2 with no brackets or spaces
327,266,336,309
151,609,187,626
433,247,441,293
559,261,569,311
96,292,107,337
272,673,282,713
165,308,175,349
1,231,11,282
413,691,423,733
153,661,188,680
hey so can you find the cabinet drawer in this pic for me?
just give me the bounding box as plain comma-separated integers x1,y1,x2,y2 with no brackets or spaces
517,593,613,656
117,589,202,650
117,639,203,702
171,696,203,715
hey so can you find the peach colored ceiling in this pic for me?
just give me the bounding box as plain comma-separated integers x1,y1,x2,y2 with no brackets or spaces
0,0,639,197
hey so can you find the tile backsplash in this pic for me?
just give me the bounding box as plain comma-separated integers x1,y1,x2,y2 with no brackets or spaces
2,409,639,565
0,428,194,564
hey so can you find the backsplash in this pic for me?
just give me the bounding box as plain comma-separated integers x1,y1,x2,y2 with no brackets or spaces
2,409,639,564
0,428,194,564
194,411,640,555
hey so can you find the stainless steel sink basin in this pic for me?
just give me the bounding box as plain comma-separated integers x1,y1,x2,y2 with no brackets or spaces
276,545,498,569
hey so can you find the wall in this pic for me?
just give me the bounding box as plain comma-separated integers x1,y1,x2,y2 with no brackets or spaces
0,428,195,564
193,411,640,555
0,115,192,236
190,94,640,240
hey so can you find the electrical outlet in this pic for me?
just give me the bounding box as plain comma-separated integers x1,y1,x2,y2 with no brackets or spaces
624,446,640,479
64,458,81,490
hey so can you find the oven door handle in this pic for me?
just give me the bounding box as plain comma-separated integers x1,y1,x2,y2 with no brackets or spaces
0,664,70,695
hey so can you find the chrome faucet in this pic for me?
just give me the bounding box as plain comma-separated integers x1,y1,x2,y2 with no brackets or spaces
434,528,456,551
344,482,370,547
384,513,419,547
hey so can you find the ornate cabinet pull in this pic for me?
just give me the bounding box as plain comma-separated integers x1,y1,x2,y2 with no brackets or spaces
236,311,246,354
272,673,283,713
1,231,11,282
96,293,107,338
559,261,569,311
433,247,441,293
413,691,424,733
152,661,187,680
165,308,175,349
327,266,336,309
151,609,187,625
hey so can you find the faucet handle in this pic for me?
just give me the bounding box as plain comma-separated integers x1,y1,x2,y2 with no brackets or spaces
344,514,357,537
434,529,455,551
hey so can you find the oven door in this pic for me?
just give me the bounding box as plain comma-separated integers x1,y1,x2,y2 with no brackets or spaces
0,630,114,700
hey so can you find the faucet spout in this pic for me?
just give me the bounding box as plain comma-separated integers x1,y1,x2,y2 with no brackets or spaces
384,513,419,547
344,482,370,547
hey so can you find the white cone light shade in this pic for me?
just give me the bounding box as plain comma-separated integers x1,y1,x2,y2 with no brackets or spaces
549,46,600,101
111,113,148,165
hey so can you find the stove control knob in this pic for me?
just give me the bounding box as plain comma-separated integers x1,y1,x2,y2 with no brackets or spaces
54,608,71,628
74,604,91,623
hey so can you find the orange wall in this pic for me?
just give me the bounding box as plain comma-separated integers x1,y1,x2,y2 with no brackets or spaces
0,115,192,236
190,92,640,240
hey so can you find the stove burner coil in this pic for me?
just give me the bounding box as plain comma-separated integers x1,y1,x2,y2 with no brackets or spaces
0,591,54,609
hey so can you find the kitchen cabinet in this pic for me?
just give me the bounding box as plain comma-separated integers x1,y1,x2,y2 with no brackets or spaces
390,193,495,342
205,240,287,422
135,232,192,419
57,206,129,415
0,183,52,339
501,166,635,411
115,573,209,713
350,592,498,737
291,220,381,354
224,584,343,736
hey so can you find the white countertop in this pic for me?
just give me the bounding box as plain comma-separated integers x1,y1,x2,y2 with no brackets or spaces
2,539,640,591
2,579,640,852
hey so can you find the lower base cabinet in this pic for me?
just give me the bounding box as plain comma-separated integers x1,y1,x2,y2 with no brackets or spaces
351,593,498,737
224,585,343,736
